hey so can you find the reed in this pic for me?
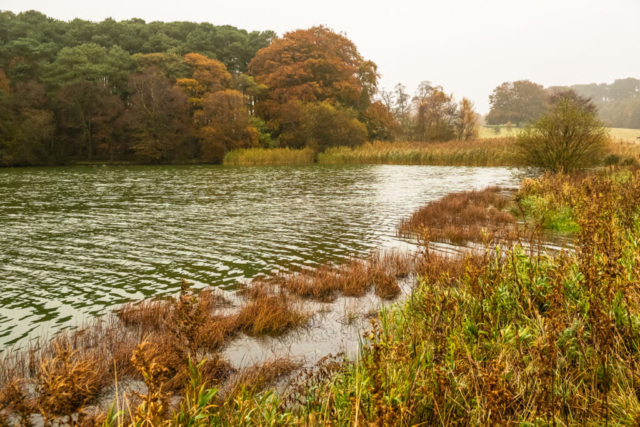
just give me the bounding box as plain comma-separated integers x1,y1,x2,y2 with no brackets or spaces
223,147,316,166
317,138,522,166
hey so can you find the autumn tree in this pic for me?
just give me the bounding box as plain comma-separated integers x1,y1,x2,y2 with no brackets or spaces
197,90,259,163
456,98,478,141
486,80,547,125
360,101,401,141
414,88,458,142
57,81,124,161
126,68,190,162
279,102,367,151
175,53,231,109
248,26,378,135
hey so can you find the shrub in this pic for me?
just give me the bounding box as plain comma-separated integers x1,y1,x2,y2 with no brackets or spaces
603,153,621,166
516,98,608,172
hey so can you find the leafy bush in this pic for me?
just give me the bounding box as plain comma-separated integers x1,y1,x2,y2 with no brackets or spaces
516,98,607,172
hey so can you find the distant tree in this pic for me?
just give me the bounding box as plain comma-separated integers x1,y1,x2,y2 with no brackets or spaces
548,88,597,114
132,52,190,80
516,97,608,172
456,98,478,141
486,80,547,125
379,89,395,111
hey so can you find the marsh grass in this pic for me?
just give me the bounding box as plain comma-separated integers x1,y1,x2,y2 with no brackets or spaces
270,249,412,303
223,147,316,166
317,138,522,166
398,186,519,244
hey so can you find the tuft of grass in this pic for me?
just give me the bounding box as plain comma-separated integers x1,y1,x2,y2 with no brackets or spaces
223,147,316,166
235,284,311,335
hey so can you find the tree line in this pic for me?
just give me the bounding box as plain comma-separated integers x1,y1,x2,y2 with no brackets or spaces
0,12,406,166
485,78,640,129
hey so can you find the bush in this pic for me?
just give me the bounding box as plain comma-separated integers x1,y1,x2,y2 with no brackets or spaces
603,154,621,166
516,98,607,172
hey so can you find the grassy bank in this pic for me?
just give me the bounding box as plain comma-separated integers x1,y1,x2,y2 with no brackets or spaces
3,168,640,425
317,138,521,166
223,147,316,166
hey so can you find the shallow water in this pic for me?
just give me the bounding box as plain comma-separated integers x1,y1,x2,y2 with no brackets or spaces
0,164,519,348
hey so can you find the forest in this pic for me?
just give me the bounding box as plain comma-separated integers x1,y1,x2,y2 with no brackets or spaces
0,10,638,167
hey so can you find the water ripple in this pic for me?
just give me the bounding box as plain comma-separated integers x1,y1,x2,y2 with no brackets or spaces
0,164,519,347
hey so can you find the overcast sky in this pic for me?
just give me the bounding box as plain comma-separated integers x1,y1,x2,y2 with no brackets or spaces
3,0,639,113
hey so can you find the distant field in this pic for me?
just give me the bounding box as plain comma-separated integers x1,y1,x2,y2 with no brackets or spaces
479,126,640,142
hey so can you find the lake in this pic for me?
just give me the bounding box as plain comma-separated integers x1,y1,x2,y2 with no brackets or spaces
0,164,519,348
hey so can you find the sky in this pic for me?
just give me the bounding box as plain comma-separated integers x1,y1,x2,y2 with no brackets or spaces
2,0,639,114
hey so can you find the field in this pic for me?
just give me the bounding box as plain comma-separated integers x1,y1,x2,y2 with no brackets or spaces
480,125,640,142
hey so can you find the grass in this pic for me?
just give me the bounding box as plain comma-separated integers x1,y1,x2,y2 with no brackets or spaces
223,147,316,166
317,138,521,166
3,168,640,425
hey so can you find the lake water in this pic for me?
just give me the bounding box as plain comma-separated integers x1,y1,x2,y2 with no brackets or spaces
0,164,519,348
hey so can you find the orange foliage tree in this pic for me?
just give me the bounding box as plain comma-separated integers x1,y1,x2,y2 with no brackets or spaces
360,101,401,141
248,26,379,131
197,90,259,163
175,53,231,108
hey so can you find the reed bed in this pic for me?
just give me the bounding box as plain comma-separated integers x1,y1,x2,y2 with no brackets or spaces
398,186,519,244
223,147,316,166
317,138,522,166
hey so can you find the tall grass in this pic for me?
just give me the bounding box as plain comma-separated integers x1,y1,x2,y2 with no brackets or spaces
317,138,522,166
223,147,316,166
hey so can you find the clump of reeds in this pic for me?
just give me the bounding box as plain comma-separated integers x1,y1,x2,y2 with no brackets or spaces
223,147,316,166
235,283,311,335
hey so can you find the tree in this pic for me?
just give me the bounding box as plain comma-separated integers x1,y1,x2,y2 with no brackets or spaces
548,88,597,114
279,102,367,151
56,81,124,161
486,80,547,125
414,89,458,142
175,53,231,108
248,26,377,127
456,98,478,141
393,83,411,129
126,68,190,162
360,101,401,141
516,98,608,173
42,43,133,94
197,90,259,163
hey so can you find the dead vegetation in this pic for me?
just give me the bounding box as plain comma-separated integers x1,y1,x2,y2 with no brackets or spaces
269,249,412,303
398,186,519,244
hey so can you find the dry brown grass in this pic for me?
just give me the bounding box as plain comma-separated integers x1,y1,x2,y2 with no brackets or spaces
271,250,413,302
398,186,519,245
235,284,311,336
